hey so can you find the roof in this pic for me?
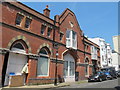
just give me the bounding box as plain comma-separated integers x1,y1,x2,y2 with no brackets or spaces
59,8,82,32
6,1,55,26
83,37,100,49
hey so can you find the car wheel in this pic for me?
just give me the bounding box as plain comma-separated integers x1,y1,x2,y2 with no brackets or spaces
105,77,108,80
99,78,102,82
88,80,91,82
115,76,117,79
110,77,113,80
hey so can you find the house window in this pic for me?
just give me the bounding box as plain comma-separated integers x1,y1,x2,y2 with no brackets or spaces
60,33,64,41
91,46,94,53
64,61,75,76
41,25,46,35
25,18,31,28
85,58,89,75
85,65,88,75
12,43,24,50
11,42,26,53
37,48,49,76
66,30,77,49
102,56,104,61
69,61,75,76
66,30,71,47
64,61,68,76
85,44,88,51
91,46,97,59
69,21,74,27
102,48,104,51
119,65,120,68
47,28,52,37
72,31,77,48
15,14,24,26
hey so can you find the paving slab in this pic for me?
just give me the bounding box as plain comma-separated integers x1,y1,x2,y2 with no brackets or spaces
1,80,88,89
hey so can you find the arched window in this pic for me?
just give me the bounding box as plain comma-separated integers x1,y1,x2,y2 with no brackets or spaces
85,58,89,76
11,42,26,53
37,48,49,76
39,48,48,55
85,58,89,63
12,42,24,50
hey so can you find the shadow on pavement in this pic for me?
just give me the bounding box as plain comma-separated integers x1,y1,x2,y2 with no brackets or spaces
114,86,120,90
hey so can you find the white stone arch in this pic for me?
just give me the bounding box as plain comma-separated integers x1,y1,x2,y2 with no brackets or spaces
37,43,52,56
7,35,31,53
11,42,26,54
61,49,69,60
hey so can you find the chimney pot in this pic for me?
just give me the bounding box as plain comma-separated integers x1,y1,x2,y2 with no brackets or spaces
46,5,48,9
43,5,50,17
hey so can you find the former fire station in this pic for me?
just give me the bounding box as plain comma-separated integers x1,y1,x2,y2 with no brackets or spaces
0,1,101,86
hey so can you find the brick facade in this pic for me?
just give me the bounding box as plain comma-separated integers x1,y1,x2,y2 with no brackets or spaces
0,2,100,86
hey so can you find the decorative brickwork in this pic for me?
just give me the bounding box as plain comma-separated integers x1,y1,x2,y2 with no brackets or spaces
37,43,52,55
7,35,31,53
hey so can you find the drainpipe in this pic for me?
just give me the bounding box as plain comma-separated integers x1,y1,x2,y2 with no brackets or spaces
83,34,86,60
83,34,87,76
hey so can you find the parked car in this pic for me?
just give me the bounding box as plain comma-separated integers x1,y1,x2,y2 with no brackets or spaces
116,70,120,77
103,71,113,80
101,67,117,79
88,71,107,82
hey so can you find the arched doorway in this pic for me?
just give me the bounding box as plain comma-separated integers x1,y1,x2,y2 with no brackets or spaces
63,53,75,82
4,42,28,86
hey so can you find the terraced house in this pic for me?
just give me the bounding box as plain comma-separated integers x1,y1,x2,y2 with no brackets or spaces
0,1,100,87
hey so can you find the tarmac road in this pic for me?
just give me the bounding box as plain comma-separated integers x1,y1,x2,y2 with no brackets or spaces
60,78,120,89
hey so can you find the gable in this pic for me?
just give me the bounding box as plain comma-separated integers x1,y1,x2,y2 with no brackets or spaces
59,8,82,32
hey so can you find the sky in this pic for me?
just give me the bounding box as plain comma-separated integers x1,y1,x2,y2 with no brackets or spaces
20,1,118,49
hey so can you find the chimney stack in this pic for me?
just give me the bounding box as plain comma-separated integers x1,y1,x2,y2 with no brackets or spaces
43,5,50,17
54,15,59,27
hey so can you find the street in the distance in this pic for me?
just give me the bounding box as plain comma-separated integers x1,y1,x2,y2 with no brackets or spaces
59,78,120,88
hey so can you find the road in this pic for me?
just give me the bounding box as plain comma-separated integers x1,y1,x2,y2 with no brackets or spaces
1,78,120,90
59,78,120,89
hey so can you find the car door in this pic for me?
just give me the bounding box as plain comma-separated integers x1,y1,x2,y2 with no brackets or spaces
99,72,103,79
101,72,105,80
102,72,106,80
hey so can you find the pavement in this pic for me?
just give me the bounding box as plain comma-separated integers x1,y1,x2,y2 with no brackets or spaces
1,80,88,89
1,79,119,89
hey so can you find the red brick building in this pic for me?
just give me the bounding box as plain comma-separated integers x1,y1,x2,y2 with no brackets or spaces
0,1,100,86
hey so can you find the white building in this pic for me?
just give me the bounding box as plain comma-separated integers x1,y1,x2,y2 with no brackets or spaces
89,38,112,68
106,43,113,67
112,50,119,71
112,35,120,71
91,45,99,73
91,45,98,60
113,35,120,53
